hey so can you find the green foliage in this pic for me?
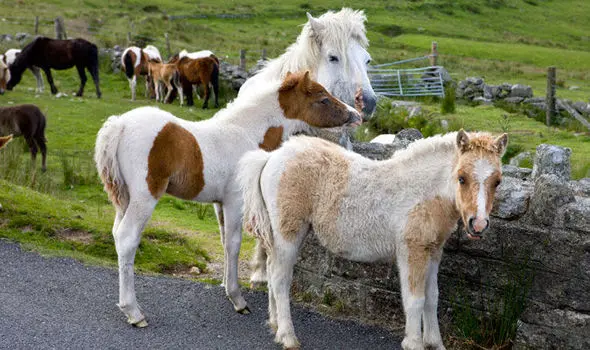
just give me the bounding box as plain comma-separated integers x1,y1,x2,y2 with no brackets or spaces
441,82,456,115
502,143,524,164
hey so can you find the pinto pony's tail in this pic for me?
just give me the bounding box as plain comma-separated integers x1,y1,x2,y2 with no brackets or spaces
238,149,273,249
94,115,129,212
123,52,135,80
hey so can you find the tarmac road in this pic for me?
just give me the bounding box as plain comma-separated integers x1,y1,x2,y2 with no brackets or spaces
0,239,401,349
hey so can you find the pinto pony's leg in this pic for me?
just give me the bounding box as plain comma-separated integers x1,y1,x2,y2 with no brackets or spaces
75,64,87,97
423,258,445,349
113,197,157,327
213,202,227,287
398,245,429,350
250,241,268,288
129,76,137,101
221,198,249,313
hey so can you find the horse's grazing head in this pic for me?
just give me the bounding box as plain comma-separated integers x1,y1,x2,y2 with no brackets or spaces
0,56,10,95
278,71,361,128
454,130,508,240
304,8,377,119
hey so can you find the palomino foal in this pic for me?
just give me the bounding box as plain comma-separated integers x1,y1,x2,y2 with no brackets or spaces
95,71,361,327
147,61,182,104
239,130,507,349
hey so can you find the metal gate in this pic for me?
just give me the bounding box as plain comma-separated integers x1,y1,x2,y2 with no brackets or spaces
369,64,445,98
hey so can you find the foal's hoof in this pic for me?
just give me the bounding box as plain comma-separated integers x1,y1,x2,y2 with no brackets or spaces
237,305,251,315
128,317,148,328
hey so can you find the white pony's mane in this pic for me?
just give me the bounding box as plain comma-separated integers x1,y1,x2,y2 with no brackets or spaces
262,8,368,78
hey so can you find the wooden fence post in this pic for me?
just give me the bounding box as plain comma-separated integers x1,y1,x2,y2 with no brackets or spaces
430,41,438,66
165,33,171,58
34,16,39,35
54,16,67,40
240,49,247,70
546,66,556,126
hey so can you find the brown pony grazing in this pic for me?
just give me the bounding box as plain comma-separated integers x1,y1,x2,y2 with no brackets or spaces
7,37,101,98
121,45,162,101
147,61,183,104
0,105,48,172
176,56,219,109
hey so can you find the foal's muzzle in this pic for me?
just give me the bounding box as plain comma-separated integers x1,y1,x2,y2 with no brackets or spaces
346,111,363,127
467,217,489,240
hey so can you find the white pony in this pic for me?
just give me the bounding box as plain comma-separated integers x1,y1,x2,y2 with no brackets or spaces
121,45,162,100
95,71,361,327
239,131,507,349
0,57,9,95
2,49,44,93
241,8,378,287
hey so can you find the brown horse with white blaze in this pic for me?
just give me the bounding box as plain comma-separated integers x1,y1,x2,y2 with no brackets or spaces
239,130,507,349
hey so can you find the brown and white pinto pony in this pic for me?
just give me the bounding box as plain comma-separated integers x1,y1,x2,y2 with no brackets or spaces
94,71,361,327
121,45,162,100
147,61,183,104
0,105,48,172
238,130,508,349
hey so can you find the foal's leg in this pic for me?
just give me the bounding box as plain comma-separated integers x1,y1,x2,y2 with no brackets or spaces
75,64,87,97
213,202,226,287
24,136,38,168
423,256,445,349
43,68,58,95
30,66,44,93
222,198,249,313
113,197,157,327
35,135,47,172
250,241,268,288
398,244,429,350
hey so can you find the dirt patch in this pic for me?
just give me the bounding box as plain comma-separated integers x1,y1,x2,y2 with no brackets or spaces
56,228,93,244
171,259,252,284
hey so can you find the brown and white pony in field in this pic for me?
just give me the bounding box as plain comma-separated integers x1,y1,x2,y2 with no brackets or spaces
241,7,379,288
3,49,44,93
165,50,219,105
147,61,183,104
94,71,361,327
0,57,9,95
175,56,219,108
7,37,101,98
238,131,508,349
121,45,162,100
0,104,48,172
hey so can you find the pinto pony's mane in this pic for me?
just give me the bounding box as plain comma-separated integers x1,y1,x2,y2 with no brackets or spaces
263,8,368,78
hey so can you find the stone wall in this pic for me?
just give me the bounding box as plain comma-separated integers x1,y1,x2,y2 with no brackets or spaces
292,140,590,349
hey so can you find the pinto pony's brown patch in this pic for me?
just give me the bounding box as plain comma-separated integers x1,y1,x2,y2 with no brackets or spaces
404,196,459,296
146,122,205,200
278,71,360,128
259,126,284,151
277,139,350,242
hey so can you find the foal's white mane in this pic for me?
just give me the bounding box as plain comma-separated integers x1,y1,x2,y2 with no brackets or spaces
212,79,283,123
391,132,459,164
260,8,368,78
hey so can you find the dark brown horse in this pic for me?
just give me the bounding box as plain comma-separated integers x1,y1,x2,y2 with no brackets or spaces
7,37,101,98
176,56,219,108
0,105,48,171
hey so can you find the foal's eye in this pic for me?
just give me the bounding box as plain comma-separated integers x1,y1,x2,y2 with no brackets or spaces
329,55,339,63
458,176,465,185
320,98,330,105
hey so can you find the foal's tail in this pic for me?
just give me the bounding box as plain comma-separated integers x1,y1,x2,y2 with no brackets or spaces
94,115,129,212
238,149,273,249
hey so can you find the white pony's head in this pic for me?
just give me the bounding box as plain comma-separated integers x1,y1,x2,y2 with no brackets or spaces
303,8,377,119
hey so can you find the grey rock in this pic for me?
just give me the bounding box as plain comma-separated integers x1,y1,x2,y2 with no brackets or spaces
492,177,532,219
570,178,590,196
523,97,545,104
528,174,575,226
563,198,590,233
473,96,493,105
531,144,572,181
483,84,496,99
502,165,532,180
440,119,449,131
458,80,467,89
573,101,590,115
466,77,483,86
509,84,533,98
500,83,512,91
395,128,423,142
15,32,30,41
352,142,395,160
0,34,13,42
509,151,533,167
504,96,524,104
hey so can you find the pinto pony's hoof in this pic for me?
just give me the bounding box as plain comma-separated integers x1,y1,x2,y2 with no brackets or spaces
237,305,251,315
131,319,149,328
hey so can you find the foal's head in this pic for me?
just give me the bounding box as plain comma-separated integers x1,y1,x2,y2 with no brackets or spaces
278,71,362,128
454,130,508,239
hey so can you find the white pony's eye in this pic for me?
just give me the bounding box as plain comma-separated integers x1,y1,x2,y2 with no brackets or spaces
328,55,339,63
366,58,371,65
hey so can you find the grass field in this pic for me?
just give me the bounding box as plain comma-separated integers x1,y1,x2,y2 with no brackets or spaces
0,0,589,346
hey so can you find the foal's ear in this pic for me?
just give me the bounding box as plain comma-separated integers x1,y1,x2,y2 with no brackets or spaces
494,133,509,157
279,71,299,91
306,12,325,33
456,129,470,153
300,71,313,93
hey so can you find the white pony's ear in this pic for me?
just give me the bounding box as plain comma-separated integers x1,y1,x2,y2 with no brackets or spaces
306,12,324,33
456,129,470,153
494,133,509,156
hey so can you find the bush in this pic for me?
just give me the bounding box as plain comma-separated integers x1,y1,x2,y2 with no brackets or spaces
441,82,457,114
